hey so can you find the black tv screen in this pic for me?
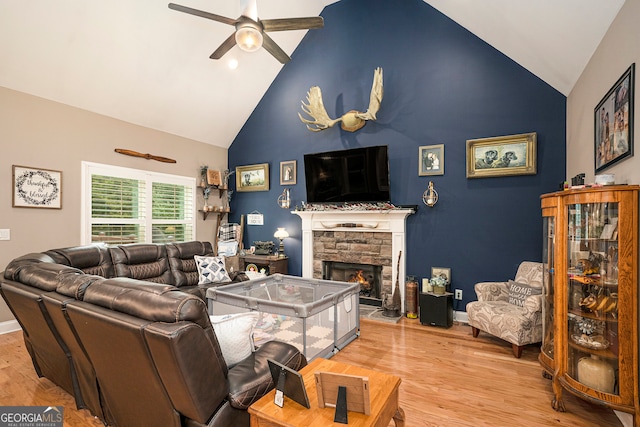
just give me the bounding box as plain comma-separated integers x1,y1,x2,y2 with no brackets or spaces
304,145,390,203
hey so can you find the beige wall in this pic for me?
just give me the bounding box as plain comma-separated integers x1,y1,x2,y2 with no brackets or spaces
567,0,640,184
0,87,228,322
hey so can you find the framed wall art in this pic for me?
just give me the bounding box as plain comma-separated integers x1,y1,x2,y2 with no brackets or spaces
419,144,444,176
12,165,62,209
595,63,634,172
431,267,451,284
236,163,269,192
280,160,297,185
466,132,537,178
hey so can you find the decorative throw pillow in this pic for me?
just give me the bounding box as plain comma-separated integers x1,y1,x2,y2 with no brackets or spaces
209,312,259,367
195,255,231,284
217,240,238,257
508,280,542,307
218,223,239,242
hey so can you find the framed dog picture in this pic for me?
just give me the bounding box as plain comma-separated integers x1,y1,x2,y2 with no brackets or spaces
236,163,269,192
466,132,537,178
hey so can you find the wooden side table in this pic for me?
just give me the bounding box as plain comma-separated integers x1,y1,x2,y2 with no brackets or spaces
239,254,288,275
248,358,405,426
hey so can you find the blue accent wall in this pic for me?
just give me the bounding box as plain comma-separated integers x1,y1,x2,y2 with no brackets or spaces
228,0,566,308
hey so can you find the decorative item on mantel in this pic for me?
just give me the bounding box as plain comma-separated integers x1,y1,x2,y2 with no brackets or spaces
295,201,399,211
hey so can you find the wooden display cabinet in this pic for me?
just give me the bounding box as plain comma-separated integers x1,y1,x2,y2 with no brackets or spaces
540,185,639,425
539,194,557,378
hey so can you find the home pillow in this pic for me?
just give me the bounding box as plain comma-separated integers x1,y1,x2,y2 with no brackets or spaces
195,255,231,284
507,279,542,307
209,312,259,367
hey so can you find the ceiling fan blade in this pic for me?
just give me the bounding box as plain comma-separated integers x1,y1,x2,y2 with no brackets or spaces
210,33,237,59
261,17,324,32
168,3,237,26
262,33,290,64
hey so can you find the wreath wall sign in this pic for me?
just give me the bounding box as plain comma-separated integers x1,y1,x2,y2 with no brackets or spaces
12,165,62,209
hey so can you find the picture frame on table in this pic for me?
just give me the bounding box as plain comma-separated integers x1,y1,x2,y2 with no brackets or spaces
236,163,269,192
595,63,634,172
431,267,451,285
280,160,297,185
466,132,537,178
12,165,62,209
418,144,444,176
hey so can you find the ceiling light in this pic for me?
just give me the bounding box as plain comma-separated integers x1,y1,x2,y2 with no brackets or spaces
235,24,263,53
228,59,239,70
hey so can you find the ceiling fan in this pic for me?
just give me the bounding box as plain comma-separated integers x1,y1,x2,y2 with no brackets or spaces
168,0,324,64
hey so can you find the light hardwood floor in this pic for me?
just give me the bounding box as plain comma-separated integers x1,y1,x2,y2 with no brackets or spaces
0,318,622,426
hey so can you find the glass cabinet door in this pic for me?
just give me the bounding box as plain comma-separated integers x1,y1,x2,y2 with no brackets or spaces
541,213,555,364
566,201,619,395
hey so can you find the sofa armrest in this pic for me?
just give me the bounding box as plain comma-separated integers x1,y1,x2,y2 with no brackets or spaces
523,294,543,317
226,341,307,410
474,281,509,302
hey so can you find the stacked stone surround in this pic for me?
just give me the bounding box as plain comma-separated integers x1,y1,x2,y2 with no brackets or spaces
312,230,394,296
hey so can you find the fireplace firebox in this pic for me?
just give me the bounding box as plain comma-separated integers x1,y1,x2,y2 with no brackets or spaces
323,261,382,306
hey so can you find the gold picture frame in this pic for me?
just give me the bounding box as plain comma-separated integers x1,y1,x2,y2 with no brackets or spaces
280,160,297,185
466,132,537,178
12,165,62,209
418,144,444,176
236,163,269,192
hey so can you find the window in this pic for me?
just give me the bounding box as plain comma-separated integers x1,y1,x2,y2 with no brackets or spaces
82,162,195,245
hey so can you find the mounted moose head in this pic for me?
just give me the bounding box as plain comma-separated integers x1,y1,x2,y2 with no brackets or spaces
298,67,383,132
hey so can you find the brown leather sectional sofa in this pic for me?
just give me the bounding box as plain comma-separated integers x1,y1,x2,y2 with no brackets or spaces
0,241,307,427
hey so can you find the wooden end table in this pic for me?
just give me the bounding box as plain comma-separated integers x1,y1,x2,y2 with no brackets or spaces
248,358,405,427
239,254,288,275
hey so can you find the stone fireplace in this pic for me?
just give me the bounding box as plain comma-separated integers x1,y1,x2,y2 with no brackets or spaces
293,209,413,311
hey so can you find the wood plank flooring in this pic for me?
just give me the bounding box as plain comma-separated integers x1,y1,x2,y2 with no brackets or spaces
0,318,622,426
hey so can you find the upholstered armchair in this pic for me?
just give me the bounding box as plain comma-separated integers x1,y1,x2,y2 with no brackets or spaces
466,261,543,358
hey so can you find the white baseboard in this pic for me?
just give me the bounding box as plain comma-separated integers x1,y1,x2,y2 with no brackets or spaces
454,310,468,324
0,320,21,334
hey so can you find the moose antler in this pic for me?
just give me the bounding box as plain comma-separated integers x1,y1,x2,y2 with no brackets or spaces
298,67,384,133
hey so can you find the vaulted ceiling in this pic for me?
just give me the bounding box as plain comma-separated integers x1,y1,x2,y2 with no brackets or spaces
0,0,625,148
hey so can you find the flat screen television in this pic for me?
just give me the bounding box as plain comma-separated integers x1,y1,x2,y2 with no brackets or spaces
304,145,390,204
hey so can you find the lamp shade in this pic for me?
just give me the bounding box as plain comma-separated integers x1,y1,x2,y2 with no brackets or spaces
274,228,289,240
235,25,263,52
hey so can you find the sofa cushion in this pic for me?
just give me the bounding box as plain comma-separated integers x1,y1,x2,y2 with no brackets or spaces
45,244,114,278
209,312,259,367
195,255,231,284
110,244,173,284
166,241,214,287
507,280,542,307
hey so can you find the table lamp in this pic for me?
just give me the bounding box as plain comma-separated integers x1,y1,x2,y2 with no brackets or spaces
274,228,289,257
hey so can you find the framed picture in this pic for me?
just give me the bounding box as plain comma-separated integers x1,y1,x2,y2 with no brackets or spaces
419,144,444,176
431,267,451,285
595,63,635,172
12,165,62,209
207,169,222,186
466,132,537,178
280,160,297,185
236,163,269,192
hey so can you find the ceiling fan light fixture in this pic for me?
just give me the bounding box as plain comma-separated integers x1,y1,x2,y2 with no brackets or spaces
235,25,263,52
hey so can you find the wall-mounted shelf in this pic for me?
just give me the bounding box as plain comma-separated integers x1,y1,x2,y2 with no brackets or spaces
198,209,230,221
